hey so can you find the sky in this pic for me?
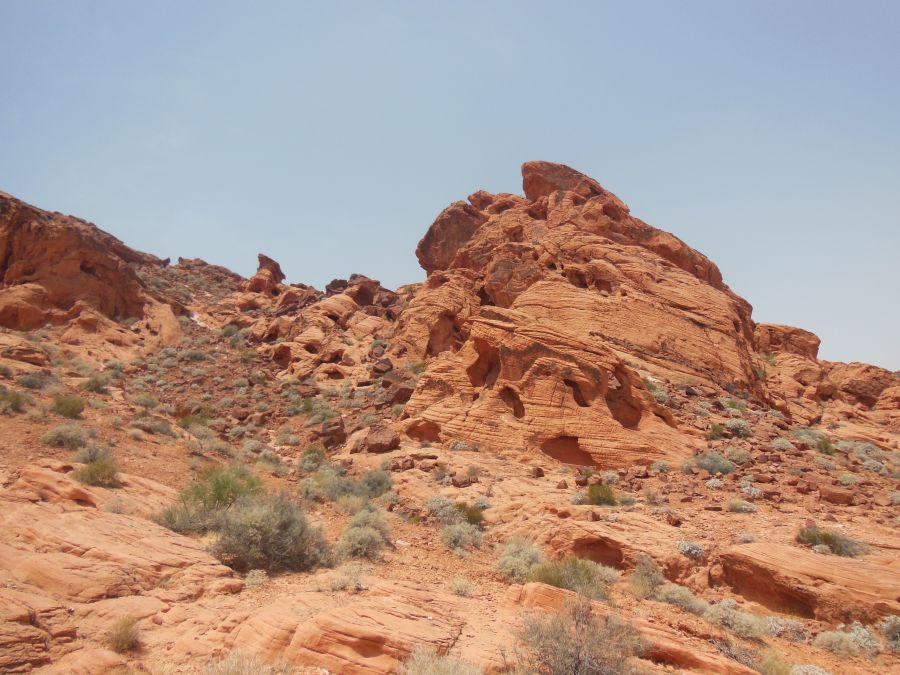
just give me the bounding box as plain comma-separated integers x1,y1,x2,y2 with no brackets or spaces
1,1,898,369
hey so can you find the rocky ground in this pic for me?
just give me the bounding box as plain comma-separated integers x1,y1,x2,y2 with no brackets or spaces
0,164,897,674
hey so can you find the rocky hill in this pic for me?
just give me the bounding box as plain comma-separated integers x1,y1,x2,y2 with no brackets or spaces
0,164,897,674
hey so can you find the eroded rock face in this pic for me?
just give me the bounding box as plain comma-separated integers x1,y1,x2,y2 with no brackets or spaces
0,192,162,329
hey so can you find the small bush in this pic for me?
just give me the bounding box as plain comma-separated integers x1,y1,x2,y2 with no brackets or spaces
441,522,482,553
105,616,140,653
52,393,85,419
455,502,485,527
495,538,545,583
707,423,726,440
17,371,50,390
877,615,900,651
796,525,864,557
82,372,111,394
42,424,88,449
212,493,331,572
517,599,643,675
450,575,474,597
299,446,326,472
186,464,264,512
655,582,709,615
629,554,664,599
527,557,618,600
399,647,482,675
204,653,294,675
130,416,175,436
725,447,752,465
338,526,386,560
813,622,882,657
705,599,767,639
427,495,465,525
244,569,268,588
725,419,751,438
695,451,736,475
771,438,795,451
73,449,120,488
0,388,29,413
728,498,757,513
585,483,617,506
677,540,704,559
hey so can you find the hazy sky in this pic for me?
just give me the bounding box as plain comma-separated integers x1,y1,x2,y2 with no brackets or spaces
1,1,898,369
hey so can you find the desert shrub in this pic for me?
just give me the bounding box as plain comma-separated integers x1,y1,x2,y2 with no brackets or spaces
427,495,465,525
677,540,704,559
0,388,28,414
359,469,392,497
527,557,618,600
212,492,331,572
771,438,795,451
441,522,482,553
719,396,747,412
157,464,263,534
724,418,751,438
838,473,860,486
330,561,369,593
706,478,723,489
735,531,756,543
707,423,726,440
184,350,206,361
338,526,386,559
52,393,85,419
73,446,120,487
695,451,736,475
796,525,864,557
187,464,264,512
82,372,111,394
399,647,482,675
336,494,368,514
244,569,268,588
765,617,809,642
629,554,664,599
130,416,175,436
495,538,545,583
813,622,882,657
654,582,709,615
299,446,326,472
17,371,51,389
585,483,617,506
705,599,767,639
42,424,88,449
651,460,669,473
728,498,757,513
725,447,752,465
877,615,900,651
130,393,159,409
450,575,474,597
455,502,485,527
105,616,140,653
517,598,643,675
204,652,294,675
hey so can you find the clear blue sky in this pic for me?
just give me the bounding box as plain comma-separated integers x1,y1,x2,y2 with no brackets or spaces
1,1,898,369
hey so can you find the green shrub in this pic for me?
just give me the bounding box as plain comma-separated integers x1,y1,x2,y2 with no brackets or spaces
440,522,482,553
706,423,726,440
186,464,264,512
73,454,120,488
105,616,140,653
53,393,86,419
299,446,326,472
42,424,88,449
796,525,864,557
427,495,465,525
130,416,175,436
629,554,664,599
527,557,619,600
695,451,736,475
495,538,545,583
517,598,643,675
212,493,331,572
585,483,617,506
338,526,386,560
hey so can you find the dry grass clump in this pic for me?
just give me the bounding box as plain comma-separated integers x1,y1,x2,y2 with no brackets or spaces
628,554,664,599
399,647,482,675
42,423,88,449
105,616,140,653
